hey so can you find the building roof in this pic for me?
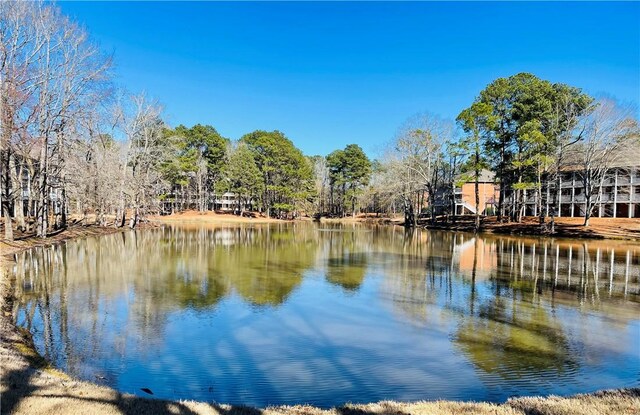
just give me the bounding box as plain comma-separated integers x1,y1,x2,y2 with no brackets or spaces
562,135,640,171
456,169,496,183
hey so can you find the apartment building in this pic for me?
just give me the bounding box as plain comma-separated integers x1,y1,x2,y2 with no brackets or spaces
437,162,639,219
522,141,640,218
214,192,254,211
535,167,640,218
433,169,499,216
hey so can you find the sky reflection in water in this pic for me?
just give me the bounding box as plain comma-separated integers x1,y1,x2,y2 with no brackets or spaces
12,223,640,407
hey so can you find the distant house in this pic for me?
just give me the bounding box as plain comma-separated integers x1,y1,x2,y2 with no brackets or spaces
214,192,254,212
159,191,255,214
434,169,499,216
0,147,60,218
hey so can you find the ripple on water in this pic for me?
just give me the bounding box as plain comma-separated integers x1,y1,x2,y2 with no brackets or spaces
12,225,640,407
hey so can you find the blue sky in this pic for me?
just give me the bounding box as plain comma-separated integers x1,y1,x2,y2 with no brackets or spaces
59,1,639,157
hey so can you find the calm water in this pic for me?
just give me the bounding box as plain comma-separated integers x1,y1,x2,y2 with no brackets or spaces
10,223,640,407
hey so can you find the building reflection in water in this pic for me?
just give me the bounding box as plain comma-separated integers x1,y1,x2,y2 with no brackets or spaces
8,223,640,404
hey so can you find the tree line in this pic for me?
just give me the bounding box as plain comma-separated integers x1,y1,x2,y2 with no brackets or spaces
1,1,638,241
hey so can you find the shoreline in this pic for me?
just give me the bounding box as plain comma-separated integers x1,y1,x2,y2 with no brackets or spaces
321,215,640,241
1,225,639,414
148,210,640,241
148,210,289,225
423,216,640,241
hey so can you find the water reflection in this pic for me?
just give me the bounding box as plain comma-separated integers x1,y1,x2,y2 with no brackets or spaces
10,224,640,406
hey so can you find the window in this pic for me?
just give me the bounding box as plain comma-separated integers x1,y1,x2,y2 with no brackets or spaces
562,173,573,182
635,186,640,195
561,189,571,196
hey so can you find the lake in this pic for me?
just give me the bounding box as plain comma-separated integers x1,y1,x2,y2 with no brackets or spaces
10,223,640,407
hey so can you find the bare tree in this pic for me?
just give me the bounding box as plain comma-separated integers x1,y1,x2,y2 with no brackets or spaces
114,93,165,229
393,113,451,226
1,1,111,239
546,90,594,233
566,99,639,226
0,1,43,239
312,155,329,216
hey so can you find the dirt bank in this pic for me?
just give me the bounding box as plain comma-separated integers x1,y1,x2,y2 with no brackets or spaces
149,210,287,225
149,211,640,241
423,216,640,241
1,226,639,414
318,214,640,240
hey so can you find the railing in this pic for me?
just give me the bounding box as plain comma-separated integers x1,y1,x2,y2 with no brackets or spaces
458,201,476,214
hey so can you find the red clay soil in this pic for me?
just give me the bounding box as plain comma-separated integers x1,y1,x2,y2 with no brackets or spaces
149,210,286,224
424,216,640,241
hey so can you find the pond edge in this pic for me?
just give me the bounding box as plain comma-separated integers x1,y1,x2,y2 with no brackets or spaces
1,224,639,415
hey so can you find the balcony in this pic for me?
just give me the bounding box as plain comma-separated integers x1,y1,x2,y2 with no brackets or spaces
616,193,631,203
617,176,631,185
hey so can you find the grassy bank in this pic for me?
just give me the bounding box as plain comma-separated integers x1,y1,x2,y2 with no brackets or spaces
1,227,639,415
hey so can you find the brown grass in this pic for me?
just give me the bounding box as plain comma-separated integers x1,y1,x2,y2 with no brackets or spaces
149,210,287,225
1,226,639,414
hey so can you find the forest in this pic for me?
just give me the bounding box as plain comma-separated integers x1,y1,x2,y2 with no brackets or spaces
1,1,638,241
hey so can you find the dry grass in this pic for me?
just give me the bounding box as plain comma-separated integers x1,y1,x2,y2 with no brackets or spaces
2,227,639,415
149,210,286,225
507,389,640,415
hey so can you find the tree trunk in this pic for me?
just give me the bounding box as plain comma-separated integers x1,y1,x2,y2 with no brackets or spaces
537,171,545,225
2,202,12,241
429,186,436,225
13,197,24,232
497,145,505,222
403,197,414,228
1,80,13,240
8,154,26,233
474,148,480,233
36,133,49,238
129,207,138,229
60,186,67,229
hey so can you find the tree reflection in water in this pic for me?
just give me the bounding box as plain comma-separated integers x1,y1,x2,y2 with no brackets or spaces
10,223,640,406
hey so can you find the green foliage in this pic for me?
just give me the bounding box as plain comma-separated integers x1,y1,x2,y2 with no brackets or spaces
157,124,229,205
468,73,593,217
226,142,262,207
326,144,372,216
241,130,315,216
171,124,228,176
